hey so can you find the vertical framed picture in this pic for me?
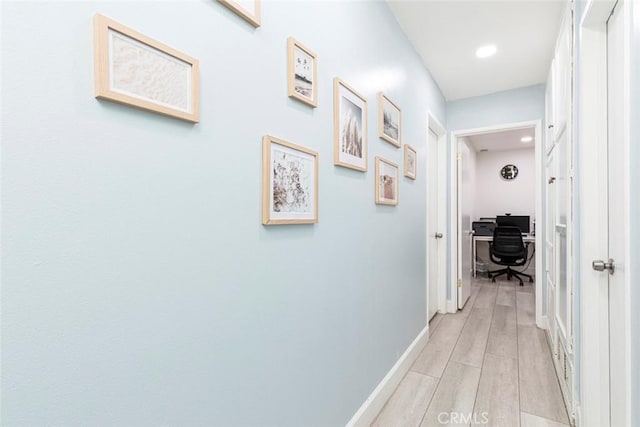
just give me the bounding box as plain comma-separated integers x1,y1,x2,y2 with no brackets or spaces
378,93,401,147
93,14,200,123
334,78,368,171
262,135,318,225
404,144,417,180
375,157,399,205
218,0,261,27
287,38,317,108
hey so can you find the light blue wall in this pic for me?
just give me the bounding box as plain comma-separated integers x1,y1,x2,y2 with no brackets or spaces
0,1,446,425
445,84,546,299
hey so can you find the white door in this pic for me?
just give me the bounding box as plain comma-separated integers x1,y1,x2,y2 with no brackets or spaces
603,4,629,424
427,128,440,320
457,140,472,309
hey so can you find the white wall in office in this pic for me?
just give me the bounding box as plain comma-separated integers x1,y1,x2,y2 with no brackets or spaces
474,147,535,227
460,137,477,222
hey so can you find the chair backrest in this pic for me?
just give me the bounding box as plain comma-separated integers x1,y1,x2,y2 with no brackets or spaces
491,226,526,259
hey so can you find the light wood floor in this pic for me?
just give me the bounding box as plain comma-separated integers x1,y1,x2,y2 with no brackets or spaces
371,277,570,427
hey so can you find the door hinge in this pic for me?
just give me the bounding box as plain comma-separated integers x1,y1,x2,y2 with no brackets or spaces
457,279,462,288
456,152,462,160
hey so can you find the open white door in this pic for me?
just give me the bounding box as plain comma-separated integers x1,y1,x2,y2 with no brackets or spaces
457,140,472,309
427,128,441,320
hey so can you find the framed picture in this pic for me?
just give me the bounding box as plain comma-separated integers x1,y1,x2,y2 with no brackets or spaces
375,157,399,206
287,38,317,108
334,78,368,171
218,0,261,27
262,135,318,225
93,14,200,123
378,93,401,147
404,144,417,180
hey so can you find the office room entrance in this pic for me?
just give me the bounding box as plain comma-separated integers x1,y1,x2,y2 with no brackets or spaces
450,120,543,323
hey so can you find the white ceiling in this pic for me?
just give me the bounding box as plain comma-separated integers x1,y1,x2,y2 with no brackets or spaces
466,128,535,152
388,0,565,100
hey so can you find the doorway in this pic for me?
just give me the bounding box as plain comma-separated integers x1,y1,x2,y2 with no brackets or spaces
579,1,632,425
426,113,447,321
450,121,543,321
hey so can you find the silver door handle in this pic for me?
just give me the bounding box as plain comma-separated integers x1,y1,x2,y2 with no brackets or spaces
435,232,443,239
592,259,615,274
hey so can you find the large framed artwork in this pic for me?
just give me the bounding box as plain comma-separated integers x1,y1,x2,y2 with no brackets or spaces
404,144,417,180
334,78,367,171
287,37,317,108
262,135,318,225
375,157,399,206
93,14,200,123
378,93,401,147
218,0,261,27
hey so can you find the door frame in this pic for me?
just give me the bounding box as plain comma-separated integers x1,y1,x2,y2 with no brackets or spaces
426,112,447,318
578,0,632,425
449,120,543,326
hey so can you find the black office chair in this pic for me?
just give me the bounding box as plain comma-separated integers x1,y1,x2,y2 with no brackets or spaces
488,226,533,286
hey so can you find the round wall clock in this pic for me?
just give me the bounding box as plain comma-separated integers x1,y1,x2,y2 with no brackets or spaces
500,164,518,180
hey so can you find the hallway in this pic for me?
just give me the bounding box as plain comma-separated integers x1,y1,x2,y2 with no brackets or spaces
372,278,569,427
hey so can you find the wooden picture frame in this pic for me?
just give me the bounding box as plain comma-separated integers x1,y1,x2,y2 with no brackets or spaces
404,144,417,180
93,14,200,123
218,0,261,27
375,157,399,206
287,37,317,108
334,78,368,171
378,93,401,147
262,135,318,225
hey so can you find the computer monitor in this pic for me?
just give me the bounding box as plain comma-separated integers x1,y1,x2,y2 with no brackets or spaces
496,215,530,234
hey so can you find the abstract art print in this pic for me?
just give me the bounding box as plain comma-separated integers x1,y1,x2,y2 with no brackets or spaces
404,144,417,180
93,14,199,123
375,157,399,205
378,93,401,147
262,135,318,225
334,78,368,171
287,38,317,107
218,0,261,27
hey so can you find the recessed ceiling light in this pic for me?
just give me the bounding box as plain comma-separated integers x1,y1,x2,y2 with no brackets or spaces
476,45,497,58
521,136,533,143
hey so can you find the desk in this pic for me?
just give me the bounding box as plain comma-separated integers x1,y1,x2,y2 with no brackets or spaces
473,234,535,277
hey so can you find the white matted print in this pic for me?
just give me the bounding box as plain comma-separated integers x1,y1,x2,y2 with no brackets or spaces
287,38,317,107
334,78,367,171
378,93,401,147
375,157,399,205
404,144,417,180
93,14,199,123
218,0,261,27
262,135,318,225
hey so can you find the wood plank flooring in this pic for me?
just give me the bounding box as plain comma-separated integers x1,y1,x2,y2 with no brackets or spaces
371,277,570,427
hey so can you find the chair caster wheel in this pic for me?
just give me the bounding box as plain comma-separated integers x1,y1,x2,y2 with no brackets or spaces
529,278,534,283
492,277,496,283
519,282,524,286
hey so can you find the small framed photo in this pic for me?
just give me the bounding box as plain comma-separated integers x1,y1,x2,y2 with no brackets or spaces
93,14,200,123
262,135,318,225
287,38,317,108
218,0,261,27
375,157,399,205
334,78,368,171
404,144,417,180
378,93,401,147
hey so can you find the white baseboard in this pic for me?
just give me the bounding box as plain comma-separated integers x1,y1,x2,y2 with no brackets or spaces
540,314,549,330
447,299,457,313
344,325,430,427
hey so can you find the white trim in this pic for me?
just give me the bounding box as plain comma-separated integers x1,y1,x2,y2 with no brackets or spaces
449,120,543,326
344,325,429,427
427,111,448,317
